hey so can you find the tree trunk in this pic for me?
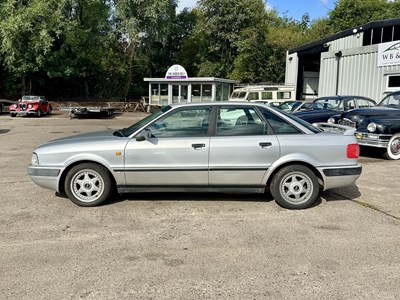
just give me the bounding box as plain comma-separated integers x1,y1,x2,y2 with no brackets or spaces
28,77,32,95
21,75,26,96
84,79,90,99
123,47,135,100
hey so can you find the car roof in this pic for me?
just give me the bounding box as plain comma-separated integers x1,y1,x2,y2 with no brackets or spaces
315,95,373,100
169,101,270,108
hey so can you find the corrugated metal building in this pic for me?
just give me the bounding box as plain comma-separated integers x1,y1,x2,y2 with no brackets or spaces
285,18,400,101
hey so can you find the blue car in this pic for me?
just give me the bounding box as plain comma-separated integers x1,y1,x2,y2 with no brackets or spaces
293,96,376,123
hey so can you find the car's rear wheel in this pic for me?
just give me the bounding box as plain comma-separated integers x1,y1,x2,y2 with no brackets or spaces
270,165,319,209
65,163,112,207
384,133,400,160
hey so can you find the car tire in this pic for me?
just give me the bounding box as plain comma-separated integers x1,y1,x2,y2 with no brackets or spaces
384,133,400,160
10,113,16,117
37,109,42,117
65,163,113,207
270,165,319,209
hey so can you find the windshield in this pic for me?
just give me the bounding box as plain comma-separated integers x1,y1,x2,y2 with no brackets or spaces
230,91,246,99
22,96,42,101
379,92,400,108
120,106,171,136
312,98,341,110
277,101,298,110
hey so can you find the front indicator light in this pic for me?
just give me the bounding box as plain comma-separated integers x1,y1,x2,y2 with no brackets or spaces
347,144,360,159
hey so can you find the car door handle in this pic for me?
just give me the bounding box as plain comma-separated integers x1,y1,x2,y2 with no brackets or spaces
259,142,272,148
192,143,206,150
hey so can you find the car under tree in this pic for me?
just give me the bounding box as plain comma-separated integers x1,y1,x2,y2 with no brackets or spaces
9,95,52,117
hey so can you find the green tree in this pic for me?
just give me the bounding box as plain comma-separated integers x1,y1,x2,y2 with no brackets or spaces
0,0,65,95
193,0,270,79
329,0,393,32
113,0,177,99
49,0,118,98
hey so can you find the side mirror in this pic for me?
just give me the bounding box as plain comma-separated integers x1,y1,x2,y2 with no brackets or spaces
136,129,152,141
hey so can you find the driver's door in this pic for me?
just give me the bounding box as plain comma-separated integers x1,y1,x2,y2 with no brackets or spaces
124,106,211,186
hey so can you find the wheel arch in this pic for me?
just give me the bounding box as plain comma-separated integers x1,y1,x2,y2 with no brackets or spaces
58,160,117,194
265,161,324,190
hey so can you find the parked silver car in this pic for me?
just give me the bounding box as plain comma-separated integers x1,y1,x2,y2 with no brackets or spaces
28,102,362,209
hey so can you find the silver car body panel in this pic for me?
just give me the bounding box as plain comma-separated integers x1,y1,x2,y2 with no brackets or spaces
27,102,361,196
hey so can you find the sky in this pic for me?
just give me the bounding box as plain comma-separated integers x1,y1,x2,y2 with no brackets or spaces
176,0,334,21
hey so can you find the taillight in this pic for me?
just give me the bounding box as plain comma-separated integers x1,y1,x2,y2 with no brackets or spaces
347,144,360,158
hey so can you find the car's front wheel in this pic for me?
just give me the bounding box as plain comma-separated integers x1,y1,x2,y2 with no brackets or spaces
37,109,42,117
65,163,113,207
384,133,400,160
270,165,319,209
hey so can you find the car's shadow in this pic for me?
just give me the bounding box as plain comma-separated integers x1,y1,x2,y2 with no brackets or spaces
56,184,361,208
107,192,272,205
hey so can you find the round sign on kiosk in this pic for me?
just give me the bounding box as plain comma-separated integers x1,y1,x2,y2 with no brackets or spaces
165,65,188,79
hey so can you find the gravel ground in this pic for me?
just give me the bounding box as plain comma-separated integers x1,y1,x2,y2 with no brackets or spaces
0,112,399,300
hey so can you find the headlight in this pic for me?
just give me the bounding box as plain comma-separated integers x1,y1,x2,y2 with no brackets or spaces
31,153,39,165
327,117,335,124
351,115,363,123
367,122,377,132
12,104,16,108
28,104,33,109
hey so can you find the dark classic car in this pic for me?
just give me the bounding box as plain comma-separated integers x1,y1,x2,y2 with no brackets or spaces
339,91,400,160
9,95,52,117
293,96,376,123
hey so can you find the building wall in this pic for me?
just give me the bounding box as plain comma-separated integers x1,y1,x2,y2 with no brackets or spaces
285,52,298,86
328,33,363,52
319,44,400,101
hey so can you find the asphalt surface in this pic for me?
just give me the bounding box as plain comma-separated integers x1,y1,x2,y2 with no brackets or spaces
0,111,399,299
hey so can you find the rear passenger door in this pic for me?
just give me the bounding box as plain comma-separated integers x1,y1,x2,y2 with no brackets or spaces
209,106,280,187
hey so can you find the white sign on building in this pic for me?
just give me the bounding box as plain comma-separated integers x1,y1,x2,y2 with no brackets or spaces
165,64,188,79
378,41,400,67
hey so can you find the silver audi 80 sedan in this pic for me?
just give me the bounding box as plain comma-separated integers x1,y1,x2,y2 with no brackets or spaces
28,102,362,209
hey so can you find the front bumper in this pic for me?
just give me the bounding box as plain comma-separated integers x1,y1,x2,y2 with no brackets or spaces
355,132,392,148
27,165,62,192
319,164,362,190
10,110,40,116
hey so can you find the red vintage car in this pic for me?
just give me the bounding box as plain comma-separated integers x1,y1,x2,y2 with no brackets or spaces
9,95,52,117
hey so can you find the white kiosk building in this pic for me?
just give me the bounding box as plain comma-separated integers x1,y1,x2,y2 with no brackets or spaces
144,65,239,106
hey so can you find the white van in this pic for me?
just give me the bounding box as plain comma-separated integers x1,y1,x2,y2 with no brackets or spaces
229,85,295,104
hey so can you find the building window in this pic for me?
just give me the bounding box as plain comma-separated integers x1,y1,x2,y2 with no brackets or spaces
192,84,201,102
202,84,212,101
151,83,168,105
388,75,400,89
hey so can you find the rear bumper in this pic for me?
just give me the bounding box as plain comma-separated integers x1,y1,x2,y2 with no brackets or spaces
319,165,362,190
